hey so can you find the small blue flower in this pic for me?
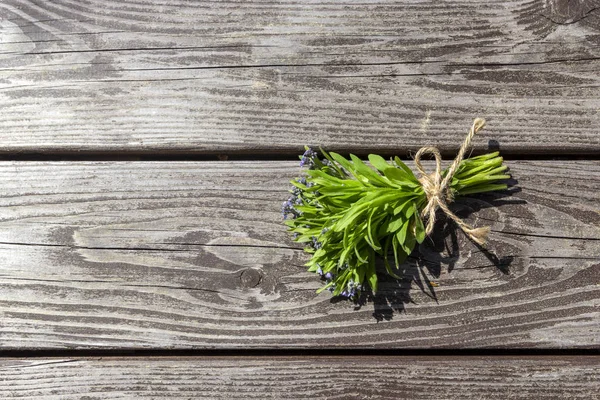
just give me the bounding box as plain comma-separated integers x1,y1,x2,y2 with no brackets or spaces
311,236,322,250
325,272,333,280
316,267,323,275
300,148,317,168
281,197,299,219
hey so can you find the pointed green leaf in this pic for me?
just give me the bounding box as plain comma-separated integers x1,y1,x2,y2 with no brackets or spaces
401,229,416,255
392,234,409,269
350,154,389,187
394,156,419,182
413,204,426,244
367,254,378,293
405,203,415,219
397,221,409,245
393,200,411,216
354,245,368,264
385,216,405,233
383,235,402,279
367,154,391,173
366,207,382,251
383,167,412,185
330,152,361,181
319,147,348,178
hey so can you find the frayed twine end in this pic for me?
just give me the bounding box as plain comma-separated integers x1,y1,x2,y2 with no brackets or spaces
464,225,491,247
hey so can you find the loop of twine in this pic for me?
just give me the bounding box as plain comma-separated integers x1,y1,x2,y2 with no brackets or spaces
413,118,490,246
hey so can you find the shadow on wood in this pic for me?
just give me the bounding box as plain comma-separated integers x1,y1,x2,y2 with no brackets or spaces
343,183,525,322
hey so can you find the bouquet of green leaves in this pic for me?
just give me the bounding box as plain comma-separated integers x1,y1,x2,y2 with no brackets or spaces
282,119,509,301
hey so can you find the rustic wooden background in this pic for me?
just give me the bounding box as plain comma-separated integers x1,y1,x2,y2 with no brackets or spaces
0,0,598,398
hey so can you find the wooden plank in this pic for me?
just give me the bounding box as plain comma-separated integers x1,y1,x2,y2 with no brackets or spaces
1,0,599,155
0,356,599,399
0,160,598,349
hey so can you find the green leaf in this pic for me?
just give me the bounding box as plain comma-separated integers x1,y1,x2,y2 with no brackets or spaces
316,281,334,294
333,202,369,232
354,245,368,264
401,229,416,255
397,221,408,245
319,147,348,178
405,202,415,219
456,183,508,196
392,234,409,269
394,156,419,182
413,204,426,244
367,253,378,293
383,167,411,185
366,207,382,251
355,263,366,286
350,154,389,187
367,154,391,173
384,216,405,234
329,152,361,182
383,235,402,279
393,200,411,216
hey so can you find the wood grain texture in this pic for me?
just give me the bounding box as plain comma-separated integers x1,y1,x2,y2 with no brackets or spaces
1,0,600,155
0,356,599,399
0,160,598,349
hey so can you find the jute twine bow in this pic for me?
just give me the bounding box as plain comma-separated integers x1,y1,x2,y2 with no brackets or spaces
413,118,490,246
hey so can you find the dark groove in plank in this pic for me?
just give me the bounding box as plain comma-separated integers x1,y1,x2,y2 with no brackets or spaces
0,152,599,162
493,230,600,241
0,348,598,358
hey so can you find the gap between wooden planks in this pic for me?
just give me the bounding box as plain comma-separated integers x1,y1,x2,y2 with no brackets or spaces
0,356,598,399
0,160,597,350
0,0,599,155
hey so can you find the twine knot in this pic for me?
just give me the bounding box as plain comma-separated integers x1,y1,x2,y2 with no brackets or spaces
413,118,490,246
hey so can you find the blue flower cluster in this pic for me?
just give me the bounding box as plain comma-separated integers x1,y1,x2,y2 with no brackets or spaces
315,263,361,300
281,152,318,220
281,195,302,220
285,147,363,301
299,148,318,168
311,236,322,249
282,177,308,219
340,279,362,299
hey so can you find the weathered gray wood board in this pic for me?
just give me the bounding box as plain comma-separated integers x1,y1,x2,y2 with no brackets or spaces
0,160,598,349
1,0,599,155
0,356,598,399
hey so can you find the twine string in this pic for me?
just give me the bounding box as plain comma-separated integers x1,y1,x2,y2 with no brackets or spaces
413,118,490,246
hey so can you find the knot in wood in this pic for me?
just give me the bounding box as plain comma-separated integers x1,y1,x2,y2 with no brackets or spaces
240,268,261,288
